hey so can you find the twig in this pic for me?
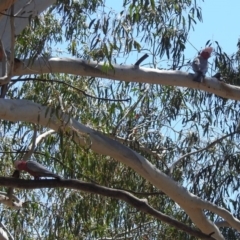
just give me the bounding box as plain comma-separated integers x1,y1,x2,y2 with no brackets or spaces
168,131,237,175
6,169,19,205
0,12,28,19
11,78,130,102
0,40,10,84
134,54,149,66
10,4,14,75
116,187,165,196
112,84,150,135
34,129,55,145
22,125,37,161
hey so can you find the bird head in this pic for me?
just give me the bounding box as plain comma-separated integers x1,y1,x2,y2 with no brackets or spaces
14,160,22,169
200,47,213,59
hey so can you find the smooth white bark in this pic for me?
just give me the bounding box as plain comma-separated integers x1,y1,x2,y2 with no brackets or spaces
1,98,239,239
10,57,240,101
0,227,8,240
0,0,56,50
0,1,238,239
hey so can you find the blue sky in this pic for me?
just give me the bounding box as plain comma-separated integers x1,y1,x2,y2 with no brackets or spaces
187,0,240,56
104,0,240,69
54,0,240,69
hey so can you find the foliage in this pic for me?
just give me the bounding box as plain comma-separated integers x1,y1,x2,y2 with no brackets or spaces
0,0,239,239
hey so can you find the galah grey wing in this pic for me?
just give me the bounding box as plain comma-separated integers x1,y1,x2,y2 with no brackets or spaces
201,61,208,75
27,161,61,179
192,56,201,72
192,56,209,82
192,56,208,74
192,57,203,82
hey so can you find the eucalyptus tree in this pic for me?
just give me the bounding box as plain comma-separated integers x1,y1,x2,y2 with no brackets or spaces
0,0,239,239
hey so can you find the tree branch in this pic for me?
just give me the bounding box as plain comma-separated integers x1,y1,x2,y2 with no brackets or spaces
116,187,165,197
22,125,37,161
198,200,240,232
0,3,15,98
0,177,215,240
6,127,54,209
34,129,56,146
0,221,14,240
168,131,237,175
12,57,240,101
112,84,149,135
0,225,9,240
134,54,149,66
0,40,10,85
215,221,231,228
0,98,229,239
114,135,168,169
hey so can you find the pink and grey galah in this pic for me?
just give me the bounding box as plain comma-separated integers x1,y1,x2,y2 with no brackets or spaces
14,160,61,180
192,47,213,83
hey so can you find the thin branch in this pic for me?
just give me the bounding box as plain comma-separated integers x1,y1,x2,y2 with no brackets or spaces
116,187,165,196
10,3,14,74
112,84,150,135
35,129,55,146
22,125,37,161
0,222,14,240
0,177,215,240
11,78,130,102
5,169,20,208
168,131,237,175
0,3,15,98
0,225,10,240
200,200,240,232
134,54,149,66
215,221,231,228
24,129,56,156
0,12,28,19
58,95,64,112
0,40,10,84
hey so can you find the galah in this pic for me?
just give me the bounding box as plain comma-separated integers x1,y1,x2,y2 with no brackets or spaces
192,47,213,82
14,160,61,180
